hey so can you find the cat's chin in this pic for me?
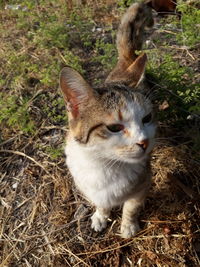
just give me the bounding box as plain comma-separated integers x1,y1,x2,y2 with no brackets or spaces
121,154,147,164
123,158,145,164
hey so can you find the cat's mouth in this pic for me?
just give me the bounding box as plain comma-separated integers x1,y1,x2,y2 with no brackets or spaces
128,154,146,161
119,150,147,163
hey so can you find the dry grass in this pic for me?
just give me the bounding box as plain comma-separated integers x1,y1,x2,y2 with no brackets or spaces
0,1,200,266
1,140,200,266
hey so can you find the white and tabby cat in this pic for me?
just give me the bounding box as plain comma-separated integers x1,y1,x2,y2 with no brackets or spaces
60,2,156,238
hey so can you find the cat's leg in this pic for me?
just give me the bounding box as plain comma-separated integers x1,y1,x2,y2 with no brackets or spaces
121,188,147,238
91,207,111,232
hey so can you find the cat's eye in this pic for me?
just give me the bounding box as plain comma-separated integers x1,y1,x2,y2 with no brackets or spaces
106,124,124,133
142,113,152,124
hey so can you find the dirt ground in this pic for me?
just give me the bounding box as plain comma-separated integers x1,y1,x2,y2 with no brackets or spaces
0,1,200,266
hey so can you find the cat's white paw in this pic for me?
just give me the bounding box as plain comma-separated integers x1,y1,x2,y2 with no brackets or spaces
120,221,140,238
91,211,107,232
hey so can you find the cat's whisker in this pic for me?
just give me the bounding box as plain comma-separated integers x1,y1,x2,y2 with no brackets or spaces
114,157,125,170
104,158,118,170
101,158,112,168
144,88,159,101
107,158,121,171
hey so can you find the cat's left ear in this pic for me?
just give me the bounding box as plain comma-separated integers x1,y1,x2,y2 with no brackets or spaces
126,53,147,87
60,67,93,118
106,53,147,88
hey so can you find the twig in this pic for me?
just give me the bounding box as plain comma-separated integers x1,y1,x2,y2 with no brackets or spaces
77,233,192,256
61,245,90,267
141,219,184,224
41,230,55,256
158,29,177,35
0,149,52,177
0,136,20,147
57,48,69,65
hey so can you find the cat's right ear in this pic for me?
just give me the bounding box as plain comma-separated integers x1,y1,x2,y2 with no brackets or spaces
60,67,93,118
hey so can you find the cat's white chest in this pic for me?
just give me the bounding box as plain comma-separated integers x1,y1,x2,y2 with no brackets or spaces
65,141,145,208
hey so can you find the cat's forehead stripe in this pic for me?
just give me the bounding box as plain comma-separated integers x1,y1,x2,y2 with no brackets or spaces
118,110,123,121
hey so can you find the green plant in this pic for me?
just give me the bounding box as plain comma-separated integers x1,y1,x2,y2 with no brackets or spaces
118,0,135,9
32,21,69,49
40,94,67,125
176,2,200,48
147,53,200,121
0,0,94,138
93,39,117,70
0,93,35,134
69,7,95,48
45,146,63,160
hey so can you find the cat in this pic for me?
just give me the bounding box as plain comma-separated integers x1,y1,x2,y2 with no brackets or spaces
60,2,156,238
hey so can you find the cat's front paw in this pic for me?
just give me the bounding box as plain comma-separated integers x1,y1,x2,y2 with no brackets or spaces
91,211,107,232
120,221,140,238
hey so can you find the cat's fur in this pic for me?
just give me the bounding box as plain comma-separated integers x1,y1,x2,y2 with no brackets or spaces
106,2,154,85
60,2,156,238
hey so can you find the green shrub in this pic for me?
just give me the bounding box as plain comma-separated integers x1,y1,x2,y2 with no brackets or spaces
147,53,200,121
0,93,35,134
176,2,200,48
93,39,117,71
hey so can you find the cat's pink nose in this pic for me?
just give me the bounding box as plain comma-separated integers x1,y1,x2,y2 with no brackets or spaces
136,139,149,151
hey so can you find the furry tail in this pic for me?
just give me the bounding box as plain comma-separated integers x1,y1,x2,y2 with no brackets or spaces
106,2,153,86
117,2,153,62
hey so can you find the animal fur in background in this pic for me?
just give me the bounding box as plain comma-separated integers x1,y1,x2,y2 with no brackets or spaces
146,0,178,14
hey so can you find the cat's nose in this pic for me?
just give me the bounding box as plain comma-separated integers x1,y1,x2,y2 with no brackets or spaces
136,139,149,151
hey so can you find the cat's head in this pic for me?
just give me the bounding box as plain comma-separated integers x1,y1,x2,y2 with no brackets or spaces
60,54,156,163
